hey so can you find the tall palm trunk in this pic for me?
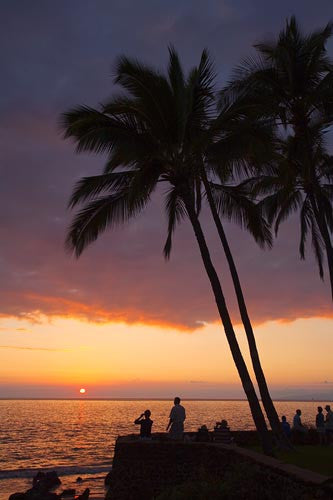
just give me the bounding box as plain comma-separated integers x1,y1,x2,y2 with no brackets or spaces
183,193,273,455
201,171,287,444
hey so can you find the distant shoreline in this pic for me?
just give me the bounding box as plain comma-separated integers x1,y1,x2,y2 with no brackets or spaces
0,398,331,402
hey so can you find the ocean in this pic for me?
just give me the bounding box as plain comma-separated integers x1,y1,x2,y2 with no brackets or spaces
0,399,328,499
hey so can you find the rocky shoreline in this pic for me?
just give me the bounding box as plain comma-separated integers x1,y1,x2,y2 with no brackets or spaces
8,471,92,500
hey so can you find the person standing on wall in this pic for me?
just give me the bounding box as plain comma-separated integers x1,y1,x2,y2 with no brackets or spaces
167,397,186,440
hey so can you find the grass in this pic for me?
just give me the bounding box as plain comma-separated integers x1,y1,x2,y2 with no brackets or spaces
251,445,333,477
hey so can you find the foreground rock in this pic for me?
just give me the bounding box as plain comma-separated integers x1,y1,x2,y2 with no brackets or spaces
33,471,61,491
9,493,58,500
104,471,112,486
60,489,76,497
8,471,90,500
77,489,90,500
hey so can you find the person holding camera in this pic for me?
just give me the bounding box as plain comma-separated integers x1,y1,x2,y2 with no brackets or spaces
134,409,153,439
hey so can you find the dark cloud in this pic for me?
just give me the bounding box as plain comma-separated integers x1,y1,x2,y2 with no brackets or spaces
1,1,333,329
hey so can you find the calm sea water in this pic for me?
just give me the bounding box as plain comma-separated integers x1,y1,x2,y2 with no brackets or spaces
0,399,328,499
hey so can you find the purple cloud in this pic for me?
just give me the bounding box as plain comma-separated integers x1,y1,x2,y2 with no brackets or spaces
1,1,333,329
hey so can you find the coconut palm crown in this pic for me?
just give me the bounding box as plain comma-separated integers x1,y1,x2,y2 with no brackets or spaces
62,48,271,258
224,16,333,297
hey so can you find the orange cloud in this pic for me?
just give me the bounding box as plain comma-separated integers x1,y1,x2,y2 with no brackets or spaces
0,345,71,352
0,292,198,331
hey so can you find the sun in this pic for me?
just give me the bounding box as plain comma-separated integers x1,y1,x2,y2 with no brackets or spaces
79,388,86,394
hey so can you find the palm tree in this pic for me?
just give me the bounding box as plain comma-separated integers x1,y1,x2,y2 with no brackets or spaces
190,91,290,442
224,16,333,299
61,49,274,453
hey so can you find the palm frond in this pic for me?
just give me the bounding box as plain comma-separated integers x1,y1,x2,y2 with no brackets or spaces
113,55,173,137
61,106,118,154
68,171,135,209
195,177,202,216
60,105,154,156
66,188,149,257
314,191,333,233
208,117,276,180
184,49,216,144
167,46,187,144
210,182,272,248
299,196,313,259
274,190,303,234
163,187,187,259
167,46,185,94
310,215,325,279
127,160,162,211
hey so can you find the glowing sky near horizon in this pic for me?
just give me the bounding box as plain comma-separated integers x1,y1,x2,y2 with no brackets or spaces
0,315,332,399
1,0,333,398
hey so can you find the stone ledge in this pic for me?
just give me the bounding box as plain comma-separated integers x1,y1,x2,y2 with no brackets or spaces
106,434,333,499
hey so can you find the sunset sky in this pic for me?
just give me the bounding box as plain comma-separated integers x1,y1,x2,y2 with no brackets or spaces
1,0,333,399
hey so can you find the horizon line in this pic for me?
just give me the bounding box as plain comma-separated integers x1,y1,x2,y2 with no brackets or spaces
0,397,331,402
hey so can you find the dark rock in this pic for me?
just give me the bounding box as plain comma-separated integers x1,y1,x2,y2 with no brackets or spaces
76,477,83,483
60,489,75,497
104,471,112,485
31,470,61,493
24,488,37,497
9,471,61,500
32,472,45,488
25,490,59,500
45,471,61,488
77,488,89,500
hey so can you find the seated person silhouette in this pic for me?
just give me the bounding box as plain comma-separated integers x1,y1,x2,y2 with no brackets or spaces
292,409,307,433
292,409,307,443
213,419,233,444
281,416,291,438
196,424,210,442
134,410,153,439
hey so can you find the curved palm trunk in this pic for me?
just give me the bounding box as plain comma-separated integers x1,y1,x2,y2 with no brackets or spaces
201,172,287,445
184,194,273,455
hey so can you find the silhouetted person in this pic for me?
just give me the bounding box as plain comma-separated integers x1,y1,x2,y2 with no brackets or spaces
167,397,186,440
134,409,153,439
325,405,333,444
292,409,307,432
292,409,307,443
316,406,326,445
213,419,233,444
196,424,210,442
281,416,291,438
